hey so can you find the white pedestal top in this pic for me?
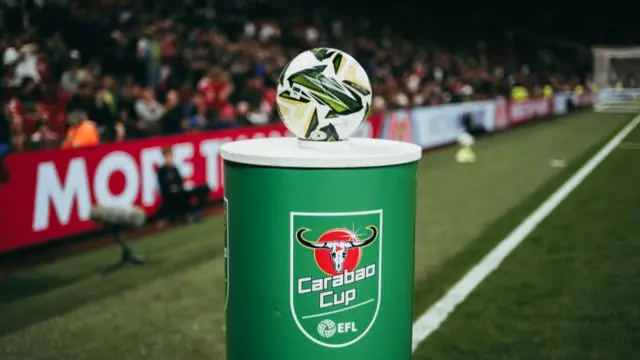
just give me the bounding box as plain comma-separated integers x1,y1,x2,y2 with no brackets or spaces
220,137,422,168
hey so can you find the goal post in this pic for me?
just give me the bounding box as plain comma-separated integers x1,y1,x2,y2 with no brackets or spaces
593,47,640,113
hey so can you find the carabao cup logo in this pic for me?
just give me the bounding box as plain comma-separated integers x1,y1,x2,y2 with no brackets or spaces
295,226,377,275
290,210,382,348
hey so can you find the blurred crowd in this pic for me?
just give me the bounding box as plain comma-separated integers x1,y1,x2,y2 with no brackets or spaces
0,0,593,154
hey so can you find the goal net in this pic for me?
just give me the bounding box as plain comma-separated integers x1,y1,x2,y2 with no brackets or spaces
593,47,640,113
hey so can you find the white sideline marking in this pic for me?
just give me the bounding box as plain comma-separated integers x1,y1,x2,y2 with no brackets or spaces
411,114,640,353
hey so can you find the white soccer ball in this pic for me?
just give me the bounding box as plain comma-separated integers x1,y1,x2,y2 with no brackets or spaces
317,319,337,338
276,48,372,141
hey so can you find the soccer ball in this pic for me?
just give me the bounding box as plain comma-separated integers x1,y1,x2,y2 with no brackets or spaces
458,132,475,146
276,48,372,141
317,319,337,338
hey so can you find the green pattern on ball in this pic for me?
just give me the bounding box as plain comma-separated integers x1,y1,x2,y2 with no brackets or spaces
287,65,364,118
312,48,336,61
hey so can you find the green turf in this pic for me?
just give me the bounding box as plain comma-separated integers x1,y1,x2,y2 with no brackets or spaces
413,118,640,359
0,112,631,360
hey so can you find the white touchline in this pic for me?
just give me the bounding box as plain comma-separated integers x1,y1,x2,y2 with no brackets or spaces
411,114,640,353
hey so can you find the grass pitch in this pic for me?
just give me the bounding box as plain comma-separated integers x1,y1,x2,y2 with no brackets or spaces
0,112,635,360
413,115,640,359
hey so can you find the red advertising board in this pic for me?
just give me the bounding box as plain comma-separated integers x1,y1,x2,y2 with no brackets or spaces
577,93,594,107
494,97,509,131
508,99,551,125
386,110,414,143
352,113,383,139
0,117,382,253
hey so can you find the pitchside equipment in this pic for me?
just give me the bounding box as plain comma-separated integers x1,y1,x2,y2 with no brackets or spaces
221,138,421,359
221,48,421,360
455,133,476,163
89,205,146,276
593,47,640,113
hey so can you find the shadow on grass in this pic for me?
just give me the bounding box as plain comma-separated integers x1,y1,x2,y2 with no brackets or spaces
0,274,83,304
0,218,224,338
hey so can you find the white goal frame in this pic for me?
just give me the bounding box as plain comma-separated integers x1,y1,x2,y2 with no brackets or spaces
593,47,640,113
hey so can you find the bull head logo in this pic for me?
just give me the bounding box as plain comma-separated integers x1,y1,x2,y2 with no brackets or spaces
296,226,378,274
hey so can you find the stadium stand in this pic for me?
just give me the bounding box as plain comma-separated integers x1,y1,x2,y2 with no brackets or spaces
1,0,601,155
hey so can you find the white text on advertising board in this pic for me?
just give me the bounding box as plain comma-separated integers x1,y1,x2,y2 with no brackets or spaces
31,130,286,231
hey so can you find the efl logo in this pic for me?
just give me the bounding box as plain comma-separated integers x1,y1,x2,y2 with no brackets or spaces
317,319,359,339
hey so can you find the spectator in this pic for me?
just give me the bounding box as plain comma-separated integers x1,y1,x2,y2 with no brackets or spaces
3,37,24,88
371,96,386,115
28,119,59,151
8,114,26,153
118,84,141,138
18,77,42,107
0,105,11,155
243,76,265,110
4,40,40,87
92,87,119,141
235,101,251,126
101,76,120,104
156,146,185,226
184,106,210,133
114,122,126,143
67,83,96,114
103,30,136,84
210,104,239,130
156,146,208,226
184,91,205,118
60,65,81,94
198,67,233,115
134,87,164,135
160,90,183,135
61,110,99,149
61,58,95,92
246,103,271,126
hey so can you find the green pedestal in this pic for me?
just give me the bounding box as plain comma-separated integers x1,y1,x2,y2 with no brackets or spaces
221,137,421,359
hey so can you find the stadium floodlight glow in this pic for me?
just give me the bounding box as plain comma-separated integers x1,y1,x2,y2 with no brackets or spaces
220,48,422,359
593,47,640,113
